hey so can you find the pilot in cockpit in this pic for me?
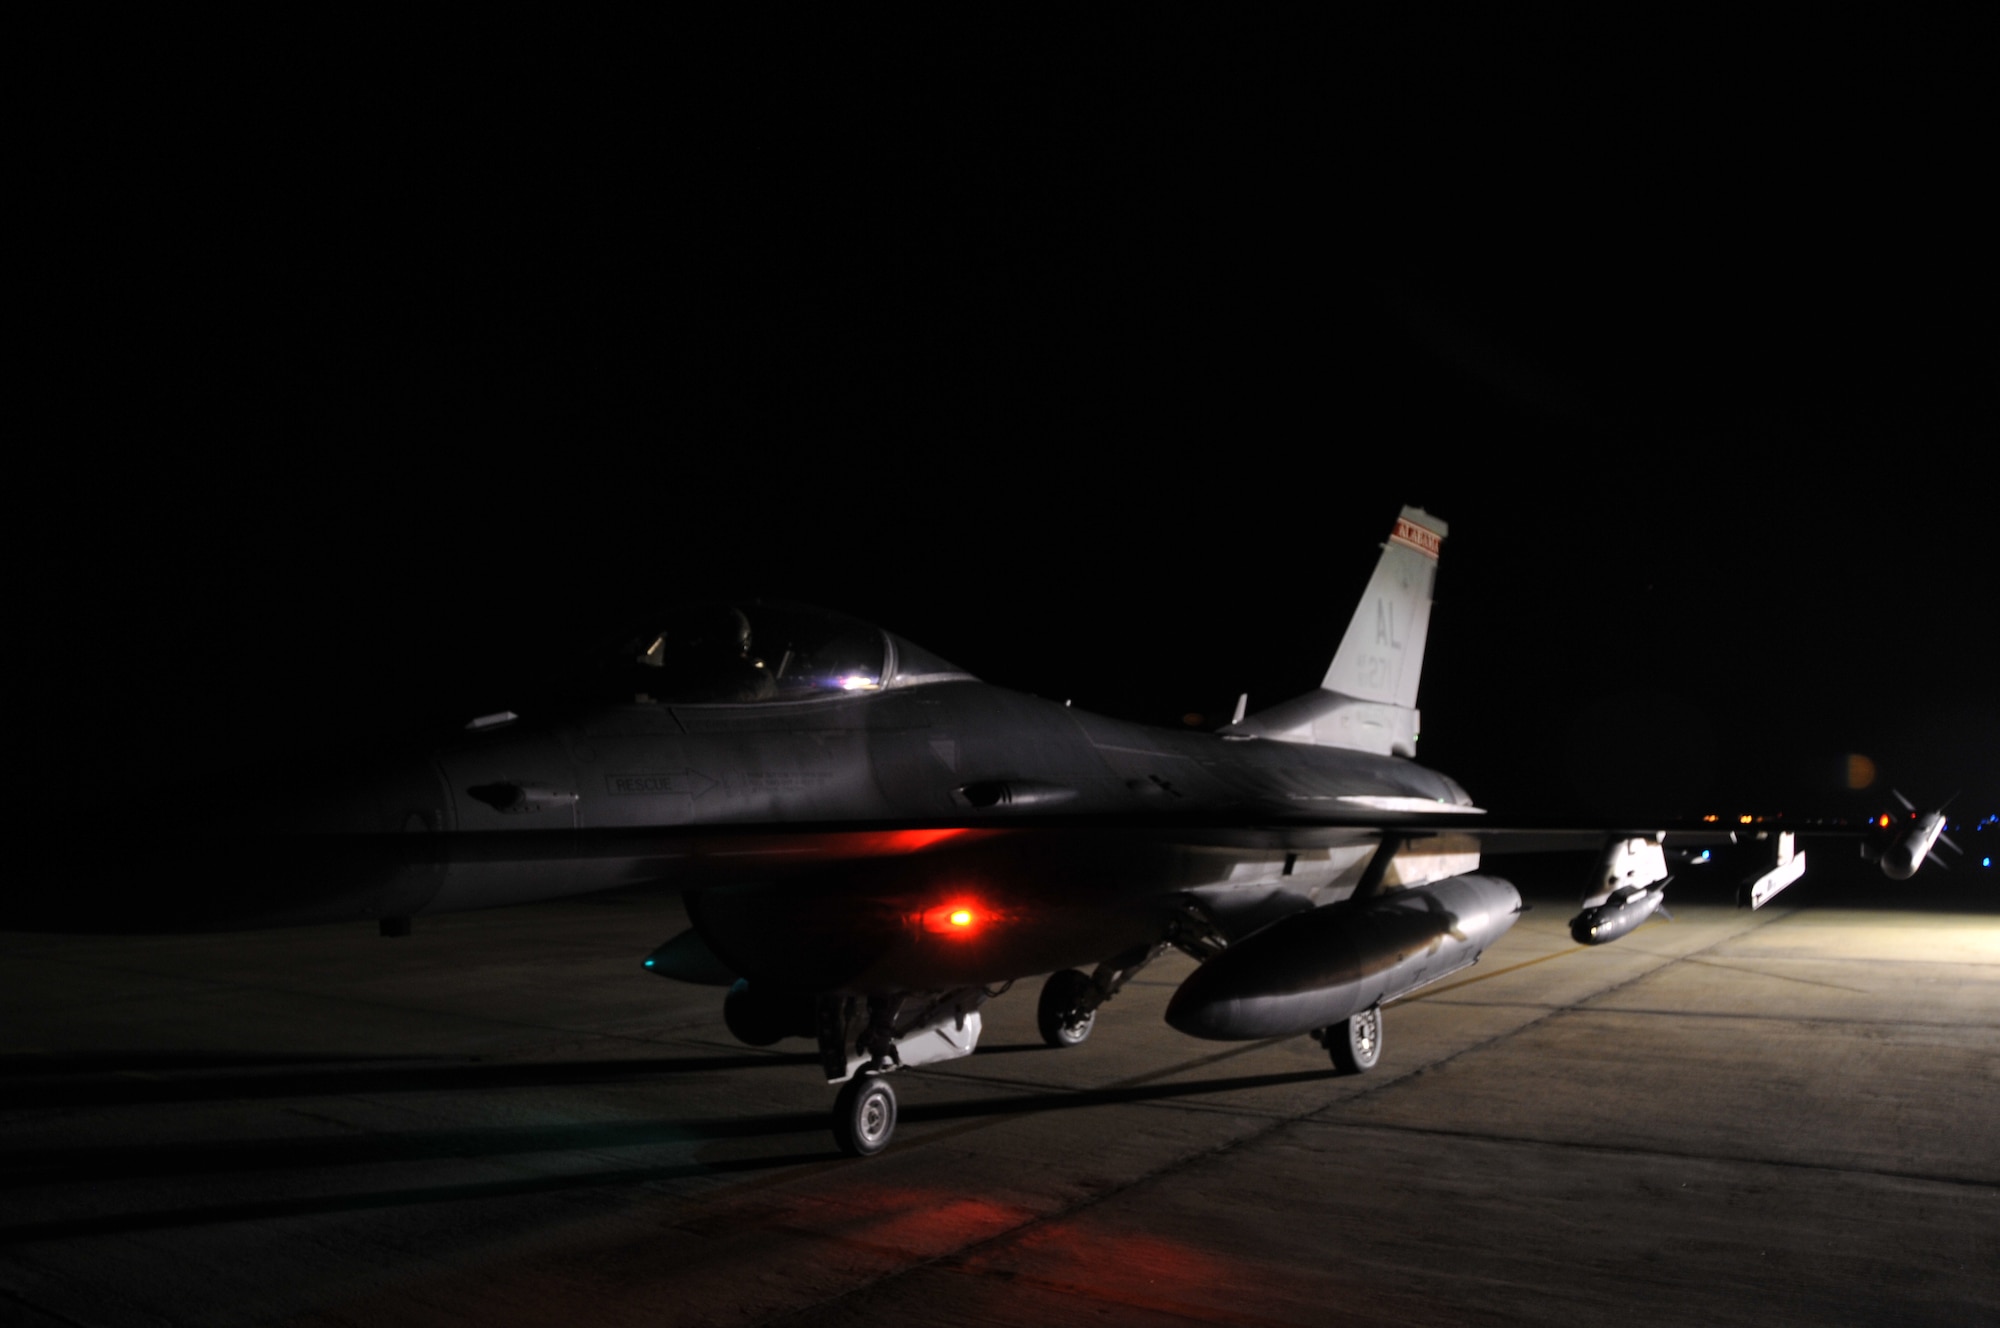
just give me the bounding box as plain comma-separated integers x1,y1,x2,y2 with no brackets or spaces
634,604,778,704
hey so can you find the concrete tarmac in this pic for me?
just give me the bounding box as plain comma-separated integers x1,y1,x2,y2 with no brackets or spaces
3,880,1995,1326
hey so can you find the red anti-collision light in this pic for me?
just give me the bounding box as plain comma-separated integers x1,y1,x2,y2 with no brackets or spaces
918,902,987,936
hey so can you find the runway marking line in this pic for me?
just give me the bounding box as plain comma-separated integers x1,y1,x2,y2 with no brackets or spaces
1304,1117,2000,1192
1388,944,1586,1003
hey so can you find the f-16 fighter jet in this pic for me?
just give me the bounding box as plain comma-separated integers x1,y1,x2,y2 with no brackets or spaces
30,507,1946,1155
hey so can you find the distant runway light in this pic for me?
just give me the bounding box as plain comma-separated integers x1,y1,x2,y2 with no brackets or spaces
1846,753,1878,790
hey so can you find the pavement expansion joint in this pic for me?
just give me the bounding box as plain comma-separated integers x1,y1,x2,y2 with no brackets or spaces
1673,954,1877,993
0,1147,840,1247
679,904,1817,1322
741,1030,1542,1323
13,895,1996,1322
1327,903,1799,1119
0,1283,95,1328
1553,1004,1990,1030
1387,943,1587,1003
8,956,714,1054
846,1037,1298,1148
1301,1117,2000,1192
1723,952,2000,968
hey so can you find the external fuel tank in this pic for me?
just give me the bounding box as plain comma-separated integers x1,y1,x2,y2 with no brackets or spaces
1164,873,1521,1040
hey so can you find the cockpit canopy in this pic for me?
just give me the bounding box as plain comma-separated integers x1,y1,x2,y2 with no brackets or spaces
608,602,967,705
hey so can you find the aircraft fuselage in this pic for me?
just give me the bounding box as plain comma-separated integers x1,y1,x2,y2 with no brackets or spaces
65,673,1482,1001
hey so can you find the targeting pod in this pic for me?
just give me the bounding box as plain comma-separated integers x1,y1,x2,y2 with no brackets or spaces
1568,836,1670,945
1570,886,1666,944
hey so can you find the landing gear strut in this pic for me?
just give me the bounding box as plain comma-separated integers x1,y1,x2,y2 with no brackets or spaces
1037,941,1169,1049
1318,1004,1384,1075
817,987,989,1156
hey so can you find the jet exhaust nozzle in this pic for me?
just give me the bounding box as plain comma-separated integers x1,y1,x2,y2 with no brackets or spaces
1880,813,1946,881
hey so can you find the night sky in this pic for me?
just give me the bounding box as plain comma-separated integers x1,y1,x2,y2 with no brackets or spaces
31,22,1994,854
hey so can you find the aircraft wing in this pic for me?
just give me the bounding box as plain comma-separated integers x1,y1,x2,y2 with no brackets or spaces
43,804,1903,934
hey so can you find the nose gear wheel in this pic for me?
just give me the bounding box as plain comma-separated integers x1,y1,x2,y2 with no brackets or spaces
833,1074,898,1156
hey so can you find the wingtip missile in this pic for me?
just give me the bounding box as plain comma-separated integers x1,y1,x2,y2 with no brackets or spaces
1880,810,1948,880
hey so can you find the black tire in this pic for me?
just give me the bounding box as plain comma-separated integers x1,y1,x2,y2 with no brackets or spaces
722,980,784,1047
832,1074,897,1156
1037,969,1097,1048
1328,1005,1383,1075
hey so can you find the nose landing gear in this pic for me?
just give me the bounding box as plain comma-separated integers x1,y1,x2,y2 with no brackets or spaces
817,987,989,1156
832,1074,897,1157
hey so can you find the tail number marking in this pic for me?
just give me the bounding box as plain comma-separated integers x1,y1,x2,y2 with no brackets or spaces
1390,518,1442,558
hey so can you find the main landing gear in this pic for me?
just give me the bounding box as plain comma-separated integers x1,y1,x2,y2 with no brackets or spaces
1037,970,1096,1046
1036,940,1169,1049
1314,1004,1384,1075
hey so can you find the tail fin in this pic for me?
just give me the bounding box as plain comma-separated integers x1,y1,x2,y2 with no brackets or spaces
1322,506,1445,709
1226,506,1446,757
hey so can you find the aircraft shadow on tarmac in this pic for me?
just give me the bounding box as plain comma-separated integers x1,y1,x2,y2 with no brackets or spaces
0,1062,1338,1245
967,1041,1069,1055
0,1048,827,1109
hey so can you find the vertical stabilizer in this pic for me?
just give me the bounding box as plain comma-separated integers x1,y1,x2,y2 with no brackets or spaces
1321,506,1445,709
1226,506,1446,756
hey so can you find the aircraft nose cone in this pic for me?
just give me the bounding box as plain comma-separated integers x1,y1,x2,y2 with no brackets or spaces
19,750,449,934
224,749,452,928
243,748,446,839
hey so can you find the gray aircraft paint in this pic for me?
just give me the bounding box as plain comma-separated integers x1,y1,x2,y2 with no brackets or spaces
25,506,1940,1154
